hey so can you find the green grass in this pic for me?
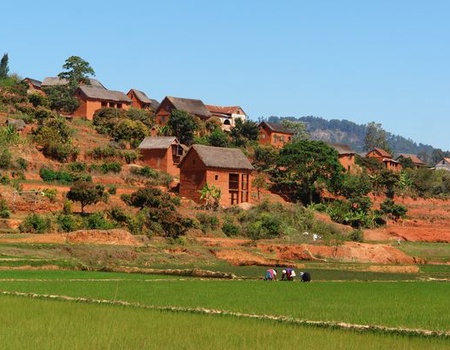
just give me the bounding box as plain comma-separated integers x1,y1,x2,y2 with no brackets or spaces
0,271,448,332
1,295,449,350
400,242,450,263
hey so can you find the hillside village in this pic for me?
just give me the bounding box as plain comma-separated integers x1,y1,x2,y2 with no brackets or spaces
1,55,450,271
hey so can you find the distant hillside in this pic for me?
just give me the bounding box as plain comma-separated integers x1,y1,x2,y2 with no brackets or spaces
266,116,438,163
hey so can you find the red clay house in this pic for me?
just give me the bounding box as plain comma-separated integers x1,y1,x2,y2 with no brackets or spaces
127,89,159,111
329,143,356,172
155,96,211,125
395,154,426,169
258,121,294,148
72,86,132,120
23,78,44,95
366,147,402,172
137,136,185,177
205,105,247,131
179,145,254,207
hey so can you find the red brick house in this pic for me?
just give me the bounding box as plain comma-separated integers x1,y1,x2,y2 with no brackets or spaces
366,148,401,172
155,96,211,125
258,122,294,148
127,89,160,110
205,105,247,131
396,154,426,169
137,136,185,177
329,143,356,172
179,145,254,207
72,86,132,120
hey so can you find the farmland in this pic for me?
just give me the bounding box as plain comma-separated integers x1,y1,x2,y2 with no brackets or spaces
0,270,449,349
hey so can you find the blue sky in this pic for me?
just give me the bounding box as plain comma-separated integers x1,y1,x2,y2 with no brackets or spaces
3,1,450,150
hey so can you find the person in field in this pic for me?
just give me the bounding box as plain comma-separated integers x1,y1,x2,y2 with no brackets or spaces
299,271,311,282
284,267,296,281
281,269,287,281
264,268,277,281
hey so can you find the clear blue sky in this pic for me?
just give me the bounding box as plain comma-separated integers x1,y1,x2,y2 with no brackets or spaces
4,0,450,150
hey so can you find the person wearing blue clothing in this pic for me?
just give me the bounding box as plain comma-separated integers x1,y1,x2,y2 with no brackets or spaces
299,271,311,282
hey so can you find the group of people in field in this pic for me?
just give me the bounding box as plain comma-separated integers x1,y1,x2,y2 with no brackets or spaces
264,268,311,282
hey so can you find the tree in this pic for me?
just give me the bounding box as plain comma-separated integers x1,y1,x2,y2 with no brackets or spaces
208,129,230,147
198,183,221,210
0,53,9,79
167,110,197,145
44,56,95,114
230,119,259,147
112,119,148,148
273,140,344,204
57,55,95,87
364,122,391,153
66,181,105,214
281,120,309,141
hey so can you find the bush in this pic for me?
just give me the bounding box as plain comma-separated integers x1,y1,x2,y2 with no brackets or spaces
380,199,408,221
348,229,364,242
196,213,219,234
84,212,117,230
222,217,239,237
67,162,87,173
16,157,28,171
107,185,117,195
57,214,80,232
100,162,122,174
19,214,51,233
123,151,138,164
0,149,12,169
0,199,10,218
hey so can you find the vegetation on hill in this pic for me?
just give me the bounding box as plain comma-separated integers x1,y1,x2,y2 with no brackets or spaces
266,115,444,165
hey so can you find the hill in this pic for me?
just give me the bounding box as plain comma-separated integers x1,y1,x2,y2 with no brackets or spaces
266,115,439,163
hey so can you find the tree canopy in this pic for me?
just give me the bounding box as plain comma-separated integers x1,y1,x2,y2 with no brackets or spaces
363,122,391,153
57,55,95,87
0,53,9,79
167,110,198,145
272,140,344,204
66,181,105,214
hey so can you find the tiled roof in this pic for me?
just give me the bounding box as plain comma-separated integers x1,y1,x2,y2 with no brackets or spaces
396,153,425,165
205,105,244,116
258,121,294,134
369,147,392,158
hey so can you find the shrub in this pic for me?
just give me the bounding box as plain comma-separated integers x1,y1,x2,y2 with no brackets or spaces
108,206,129,224
16,157,28,171
19,214,51,233
42,188,58,203
57,214,80,232
123,151,138,164
348,229,364,242
84,212,117,230
0,199,10,218
196,213,219,234
0,149,12,169
67,162,87,173
107,185,117,195
222,217,239,237
380,199,408,221
100,162,122,174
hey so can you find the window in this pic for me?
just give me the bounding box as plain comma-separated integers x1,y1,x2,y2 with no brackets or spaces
117,103,122,109
229,174,239,190
215,175,219,181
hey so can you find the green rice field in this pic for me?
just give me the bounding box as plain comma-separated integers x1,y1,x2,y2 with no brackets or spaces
0,270,449,349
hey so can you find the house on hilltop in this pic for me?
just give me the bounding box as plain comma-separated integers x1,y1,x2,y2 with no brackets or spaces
127,89,159,110
366,147,401,172
72,86,132,120
328,143,356,172
258,121,294,148
41,77,107,89
155,96,211,125
179,145,253,207
396,154,426,169
434,158,450,171
137,136,185,177
205,105,247,131
22,78,43,95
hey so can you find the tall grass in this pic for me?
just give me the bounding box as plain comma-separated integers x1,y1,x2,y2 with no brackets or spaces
0,295,449,350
